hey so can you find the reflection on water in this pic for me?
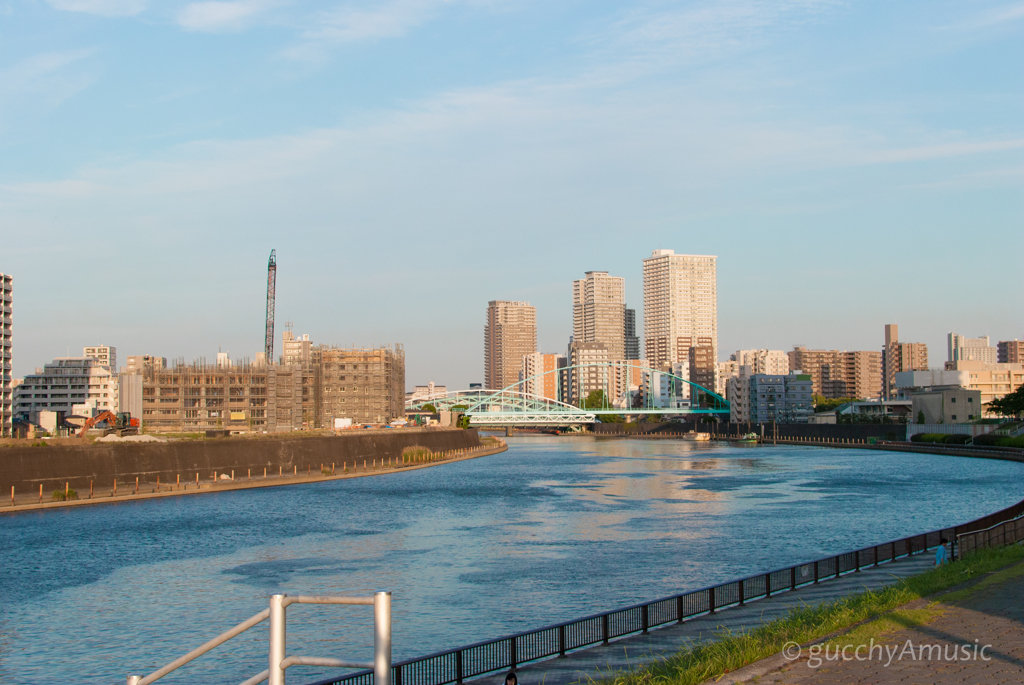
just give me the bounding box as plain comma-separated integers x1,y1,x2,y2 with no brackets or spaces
1,438,1020,685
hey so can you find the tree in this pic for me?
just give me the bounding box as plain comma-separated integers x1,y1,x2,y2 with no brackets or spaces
814,395,859,413
580,390,623,422
581,390,609,409
421,403,437,414
917,410,926,424
986,383,1024,418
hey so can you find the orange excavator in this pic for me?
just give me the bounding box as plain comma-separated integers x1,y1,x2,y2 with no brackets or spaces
77,411,140,438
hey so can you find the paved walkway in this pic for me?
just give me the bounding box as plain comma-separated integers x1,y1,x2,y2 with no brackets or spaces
472,553,937,685
756,560,1024,684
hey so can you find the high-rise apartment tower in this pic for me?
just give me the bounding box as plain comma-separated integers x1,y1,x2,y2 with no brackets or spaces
642,250,717,368
624,308,640,360
484,301,537,391
573,271,626,361
948,333,997,364
883,324,928,399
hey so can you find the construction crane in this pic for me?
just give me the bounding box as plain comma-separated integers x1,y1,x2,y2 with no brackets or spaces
265,249,277,364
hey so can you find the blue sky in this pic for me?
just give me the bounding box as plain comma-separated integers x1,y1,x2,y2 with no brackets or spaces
1,0,1022,388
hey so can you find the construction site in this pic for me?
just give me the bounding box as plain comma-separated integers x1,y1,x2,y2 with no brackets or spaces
131,250,406,433
136,344,405,433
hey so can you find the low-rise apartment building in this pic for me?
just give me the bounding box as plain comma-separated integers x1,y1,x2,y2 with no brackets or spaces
944,360,1024,411
14,357,120,422
731,370,813,423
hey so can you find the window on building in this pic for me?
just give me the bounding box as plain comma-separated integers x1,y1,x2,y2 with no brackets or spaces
951,415,957,421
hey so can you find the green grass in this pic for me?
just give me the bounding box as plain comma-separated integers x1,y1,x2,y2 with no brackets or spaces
595,544,1024,685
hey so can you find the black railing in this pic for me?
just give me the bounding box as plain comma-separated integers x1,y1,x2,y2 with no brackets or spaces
958,515,1024,557
309,495,1024,685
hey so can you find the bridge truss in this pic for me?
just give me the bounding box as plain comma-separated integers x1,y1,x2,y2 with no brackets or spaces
406,362,730,426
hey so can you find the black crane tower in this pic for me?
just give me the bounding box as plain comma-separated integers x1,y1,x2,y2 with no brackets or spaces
265,250,277,364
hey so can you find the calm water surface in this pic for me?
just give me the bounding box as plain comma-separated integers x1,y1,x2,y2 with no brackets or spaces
1,438,1021,684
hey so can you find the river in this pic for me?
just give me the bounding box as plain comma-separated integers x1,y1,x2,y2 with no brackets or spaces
1,437,1020,685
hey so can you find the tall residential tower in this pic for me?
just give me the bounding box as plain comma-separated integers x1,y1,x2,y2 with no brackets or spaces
624,308,640,360
883,324,929,399
484,301,537,390
642,250,717,369
573,271,626,361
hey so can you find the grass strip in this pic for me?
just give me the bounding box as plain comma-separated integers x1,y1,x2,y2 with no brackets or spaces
595,544,1024,685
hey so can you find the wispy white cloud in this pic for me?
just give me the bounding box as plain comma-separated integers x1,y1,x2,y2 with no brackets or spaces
280,0,446,61
177,0,277,33
863,138,1024,164
0,50,96,117
947,2,1024,30
589,0,840,64
45,0,147,17
309,0,437,41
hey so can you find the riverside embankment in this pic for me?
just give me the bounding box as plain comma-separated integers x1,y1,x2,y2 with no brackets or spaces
1,428,488,511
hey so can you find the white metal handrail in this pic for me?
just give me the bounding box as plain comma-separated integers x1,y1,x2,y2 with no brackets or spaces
126,592,391,685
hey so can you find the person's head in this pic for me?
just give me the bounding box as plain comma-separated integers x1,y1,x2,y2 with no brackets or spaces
940,538,948,545
505,671,518,685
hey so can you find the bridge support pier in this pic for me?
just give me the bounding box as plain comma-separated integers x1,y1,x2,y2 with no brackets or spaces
505,427,513,437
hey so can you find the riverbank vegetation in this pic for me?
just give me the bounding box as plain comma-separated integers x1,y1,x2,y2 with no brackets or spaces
598,544,1024,685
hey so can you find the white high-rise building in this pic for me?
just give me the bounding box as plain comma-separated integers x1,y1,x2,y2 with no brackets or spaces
83,345,116,372
734,349,790,375
1,273,11,437
573,271,626,361
642,250,718,368
947,333,997,364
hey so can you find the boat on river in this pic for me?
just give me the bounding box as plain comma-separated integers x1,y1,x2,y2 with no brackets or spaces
682,431,711,442
737,433,758,444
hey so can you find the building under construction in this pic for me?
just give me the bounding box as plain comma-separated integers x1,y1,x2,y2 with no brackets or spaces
136,341,405,433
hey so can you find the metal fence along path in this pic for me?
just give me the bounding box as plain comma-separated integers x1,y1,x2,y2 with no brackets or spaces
308,496,1024,685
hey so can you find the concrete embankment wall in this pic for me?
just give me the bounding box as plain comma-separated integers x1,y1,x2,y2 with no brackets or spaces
0,429,481,493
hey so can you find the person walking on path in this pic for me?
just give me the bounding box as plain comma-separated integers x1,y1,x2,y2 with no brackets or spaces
935,537,949,565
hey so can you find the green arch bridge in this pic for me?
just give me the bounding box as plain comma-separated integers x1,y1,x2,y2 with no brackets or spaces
406,362,730,427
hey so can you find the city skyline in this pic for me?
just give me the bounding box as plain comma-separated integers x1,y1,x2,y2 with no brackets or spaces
2,252,1022,391
1,1,1022,389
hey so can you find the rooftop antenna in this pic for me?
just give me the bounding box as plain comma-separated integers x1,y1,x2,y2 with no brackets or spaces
265,250,277,364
